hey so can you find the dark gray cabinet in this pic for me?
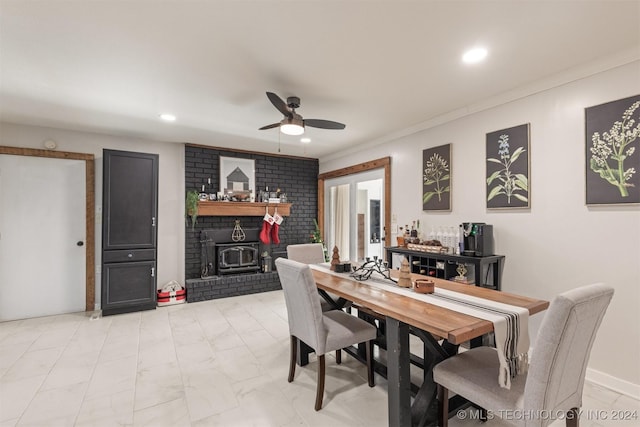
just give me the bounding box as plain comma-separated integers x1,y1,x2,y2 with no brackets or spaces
102,260,156,308
102,150,158,315
385,247,505,290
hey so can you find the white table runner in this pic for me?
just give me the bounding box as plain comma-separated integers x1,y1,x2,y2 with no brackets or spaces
310,263,529,389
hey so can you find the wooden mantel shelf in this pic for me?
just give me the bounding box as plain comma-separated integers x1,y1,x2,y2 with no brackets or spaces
197,201,292,217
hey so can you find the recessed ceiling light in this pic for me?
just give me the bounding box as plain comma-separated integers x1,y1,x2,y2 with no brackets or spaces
462,47,488,64
43,139,57,150
300,137,311,143
160,113,176,122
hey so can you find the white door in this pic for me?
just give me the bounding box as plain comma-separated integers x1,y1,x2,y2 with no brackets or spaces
0,154,86,321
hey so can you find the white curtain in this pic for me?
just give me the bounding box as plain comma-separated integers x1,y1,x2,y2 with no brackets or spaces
332,184,350,261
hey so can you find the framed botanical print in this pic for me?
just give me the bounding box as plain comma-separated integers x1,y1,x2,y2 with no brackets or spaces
585,95,640,205
219,156,255,202
486,123,530,209
422,143,451,211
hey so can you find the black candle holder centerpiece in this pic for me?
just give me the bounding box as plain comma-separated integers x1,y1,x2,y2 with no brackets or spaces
350,256,397,283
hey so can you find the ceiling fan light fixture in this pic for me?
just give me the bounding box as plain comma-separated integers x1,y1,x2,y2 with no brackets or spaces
260,92,344,135
280,117,305,135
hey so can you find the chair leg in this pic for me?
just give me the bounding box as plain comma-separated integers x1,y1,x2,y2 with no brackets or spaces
366,340,375,387
336,349,342,364
566,407,579,427
315,354,326,411
288,336,297,383
437,384,449,427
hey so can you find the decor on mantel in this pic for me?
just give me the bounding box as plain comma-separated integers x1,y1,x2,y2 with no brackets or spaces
486,123,530,209
219,156,255,202
585,94,640,205
423,143,451,211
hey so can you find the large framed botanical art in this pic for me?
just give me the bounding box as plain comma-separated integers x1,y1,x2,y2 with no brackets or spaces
219,156,255,202
585,95,640,205
422,143,451,211
486,123,530,209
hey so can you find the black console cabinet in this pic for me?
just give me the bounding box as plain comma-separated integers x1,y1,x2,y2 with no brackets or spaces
102,150,158,315
385,247,505,290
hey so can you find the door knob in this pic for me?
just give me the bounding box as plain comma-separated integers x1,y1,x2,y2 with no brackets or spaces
77,241,84,246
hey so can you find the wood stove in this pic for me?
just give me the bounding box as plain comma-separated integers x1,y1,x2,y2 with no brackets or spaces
216,242,260,275
200,228,261,277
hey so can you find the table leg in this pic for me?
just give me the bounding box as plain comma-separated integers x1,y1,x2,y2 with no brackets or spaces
386,317,412,427
317,289,348,310
296,340,312,366
410,329,454,427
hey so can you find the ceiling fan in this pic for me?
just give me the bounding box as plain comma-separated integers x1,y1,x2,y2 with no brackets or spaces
258,92,346,136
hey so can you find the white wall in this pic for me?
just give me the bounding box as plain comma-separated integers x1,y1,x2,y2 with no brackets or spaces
320,61,640,396
0,123,185,307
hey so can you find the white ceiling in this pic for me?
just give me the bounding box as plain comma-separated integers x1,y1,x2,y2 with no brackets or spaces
1,1,639,159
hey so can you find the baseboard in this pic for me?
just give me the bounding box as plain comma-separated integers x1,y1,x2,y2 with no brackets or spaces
586,368,640,400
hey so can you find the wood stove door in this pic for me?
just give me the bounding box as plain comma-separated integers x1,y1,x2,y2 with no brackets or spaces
240,246,258,266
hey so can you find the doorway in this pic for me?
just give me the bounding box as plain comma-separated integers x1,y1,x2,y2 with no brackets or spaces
318,157,391,262
324,172,384,262
0,147,94,321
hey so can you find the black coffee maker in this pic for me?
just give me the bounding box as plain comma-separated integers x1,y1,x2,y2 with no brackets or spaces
460,223,494,257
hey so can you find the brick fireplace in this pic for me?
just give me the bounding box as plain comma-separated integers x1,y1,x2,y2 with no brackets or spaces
185,226,281,302
184,145,319,301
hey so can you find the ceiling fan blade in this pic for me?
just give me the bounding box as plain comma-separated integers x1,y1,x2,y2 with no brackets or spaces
259,122,281,130
266,92,292,118
304,119,346,130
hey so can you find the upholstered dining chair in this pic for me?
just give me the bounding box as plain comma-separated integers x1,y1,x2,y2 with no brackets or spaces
287,243,335,312
433,283,614,427
286,243,326,264
275,257,376,410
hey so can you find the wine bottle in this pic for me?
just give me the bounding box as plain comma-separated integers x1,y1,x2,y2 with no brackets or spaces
207,178,216,201
198,184,208,201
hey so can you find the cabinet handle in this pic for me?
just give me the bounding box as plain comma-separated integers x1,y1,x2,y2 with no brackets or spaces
151,267,155,277
152,217,156,227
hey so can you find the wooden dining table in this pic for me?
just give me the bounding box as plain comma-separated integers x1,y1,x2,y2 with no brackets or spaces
309,267,549,427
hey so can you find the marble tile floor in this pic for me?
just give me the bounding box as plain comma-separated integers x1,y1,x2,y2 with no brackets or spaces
0,290,637,426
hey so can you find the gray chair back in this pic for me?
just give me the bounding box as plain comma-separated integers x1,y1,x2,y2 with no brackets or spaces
524,283,614,416
275,257,328,354
287,243,325,264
